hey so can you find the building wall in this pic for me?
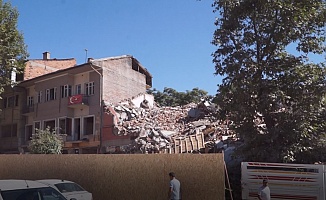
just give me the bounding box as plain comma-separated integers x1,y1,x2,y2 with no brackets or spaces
28,72,100,119
24,59,76,81
94,57,147,104
102,112,131,148
0,55,151,154
34,76,69,120
19,69,102,152
0,87,26,153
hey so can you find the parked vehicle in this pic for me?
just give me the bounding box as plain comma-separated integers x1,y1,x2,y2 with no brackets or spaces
36,179,92,200
241,162,326,200
0,179,69,200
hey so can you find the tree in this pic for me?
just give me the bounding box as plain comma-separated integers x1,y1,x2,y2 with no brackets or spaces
0,0,28,94
147,87,213,106
28,127,65,154
212,0,326,163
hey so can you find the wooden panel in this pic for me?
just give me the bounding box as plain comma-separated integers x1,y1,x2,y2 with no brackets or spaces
0,154,224,200
171,133,205,153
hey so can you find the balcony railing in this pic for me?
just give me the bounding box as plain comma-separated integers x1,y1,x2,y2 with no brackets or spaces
22,105,34,114
67,94,88,107
61,133,99,142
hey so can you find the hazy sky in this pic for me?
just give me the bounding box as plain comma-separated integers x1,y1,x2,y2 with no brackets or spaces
8,0,220,95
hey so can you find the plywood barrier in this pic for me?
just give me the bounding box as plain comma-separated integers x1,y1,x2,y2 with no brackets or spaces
0,154,224,200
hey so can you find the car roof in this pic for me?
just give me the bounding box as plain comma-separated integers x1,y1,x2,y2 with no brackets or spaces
36,179,74,185
0,180,48,191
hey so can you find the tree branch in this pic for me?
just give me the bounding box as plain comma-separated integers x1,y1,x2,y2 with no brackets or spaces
263,9,279,62
252,5,260,63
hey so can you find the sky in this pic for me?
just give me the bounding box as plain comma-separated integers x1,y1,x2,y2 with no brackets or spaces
7,0,220,95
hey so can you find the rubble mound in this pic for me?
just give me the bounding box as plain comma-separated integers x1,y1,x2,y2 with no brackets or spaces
105,96,233,153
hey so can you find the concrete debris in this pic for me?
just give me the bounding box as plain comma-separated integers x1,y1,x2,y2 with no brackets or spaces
104,96,236,154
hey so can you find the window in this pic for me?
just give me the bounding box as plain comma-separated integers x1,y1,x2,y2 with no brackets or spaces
46,88,57,101
3,97,7,108
75,84,82,95
1,124,17,138
85,82,94,95
44,120,55,132
37,91,42,103
26,125,33,140
7,96,14,107
54,183,85,193
15,72,24,82
1,187,66,200
60,85,72,98
74,118,81,140
34,121,41,133
15,95,19,106
59,118,72,136
3,95,19,108
83,116,94,135
27,96,34,107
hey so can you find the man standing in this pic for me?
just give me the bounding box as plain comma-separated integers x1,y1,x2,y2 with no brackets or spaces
258,179,270,200
168,172,181,200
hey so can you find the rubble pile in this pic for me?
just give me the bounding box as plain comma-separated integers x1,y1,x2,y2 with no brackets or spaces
105,97,235,153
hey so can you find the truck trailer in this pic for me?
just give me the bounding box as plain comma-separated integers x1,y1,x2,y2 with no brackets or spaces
241,162,326,200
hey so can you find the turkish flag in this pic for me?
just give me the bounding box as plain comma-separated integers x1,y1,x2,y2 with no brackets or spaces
68,95,83,105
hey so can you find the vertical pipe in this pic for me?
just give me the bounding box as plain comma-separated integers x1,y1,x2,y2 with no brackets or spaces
89,62,103,153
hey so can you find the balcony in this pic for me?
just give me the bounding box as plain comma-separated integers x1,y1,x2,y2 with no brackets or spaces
22,105,35,115
63,134,100,148
67,94,89,109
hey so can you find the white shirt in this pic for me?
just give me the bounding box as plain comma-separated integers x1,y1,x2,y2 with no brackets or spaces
258,185,270,200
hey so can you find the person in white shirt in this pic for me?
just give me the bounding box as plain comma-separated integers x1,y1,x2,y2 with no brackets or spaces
258,179,270,200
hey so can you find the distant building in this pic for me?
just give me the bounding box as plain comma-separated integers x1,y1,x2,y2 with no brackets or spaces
0,53,152,154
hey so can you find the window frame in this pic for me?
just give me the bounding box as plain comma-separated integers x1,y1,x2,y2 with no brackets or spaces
27,96,34,107
43,119,56,132
34,121,41,134
58,117,73,136
61,85,72,98
75,84,82,95
83,115,95,135
37,91,42,103
46,87,57,101
25,124,33,141
85,82,94,96
4,95,19,108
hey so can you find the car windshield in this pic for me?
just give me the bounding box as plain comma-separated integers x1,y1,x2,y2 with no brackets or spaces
54,183,85,193
1,187,67,200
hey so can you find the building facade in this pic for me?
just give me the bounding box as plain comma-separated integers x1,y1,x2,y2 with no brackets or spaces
0,54,152,154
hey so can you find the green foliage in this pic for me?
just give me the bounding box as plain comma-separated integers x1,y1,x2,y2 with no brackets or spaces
0,0,28,91
212,0,326,163
147,87,213,106
28,127,64,154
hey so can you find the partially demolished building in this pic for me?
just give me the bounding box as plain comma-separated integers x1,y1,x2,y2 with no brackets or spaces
103,93,237,154
0,54,152,154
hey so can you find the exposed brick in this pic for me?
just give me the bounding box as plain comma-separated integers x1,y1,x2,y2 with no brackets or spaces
24,59,76,80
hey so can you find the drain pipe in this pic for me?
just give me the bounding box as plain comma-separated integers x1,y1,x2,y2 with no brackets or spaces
89,60,103,153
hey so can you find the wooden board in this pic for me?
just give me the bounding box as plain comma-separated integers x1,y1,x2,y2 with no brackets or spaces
0,154,224,200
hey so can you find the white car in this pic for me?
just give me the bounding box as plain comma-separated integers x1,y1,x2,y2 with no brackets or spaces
36,179,92,200
0,179,69,200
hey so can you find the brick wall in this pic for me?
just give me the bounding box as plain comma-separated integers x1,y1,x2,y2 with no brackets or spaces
24,59,76,80
96,56,147,103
